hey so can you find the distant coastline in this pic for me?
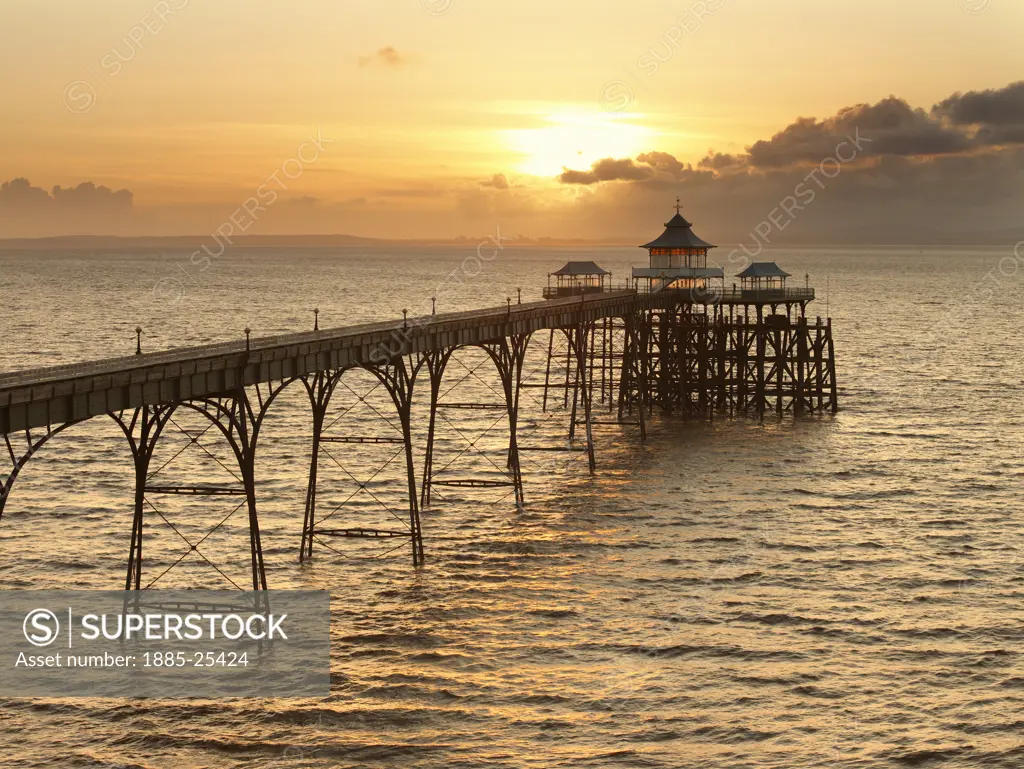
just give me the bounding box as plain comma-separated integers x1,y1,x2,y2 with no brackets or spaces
0,233,1018,250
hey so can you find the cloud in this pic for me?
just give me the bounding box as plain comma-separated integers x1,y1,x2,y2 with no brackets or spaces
359,46,407,68
558,157,655,185
636,151,685,176
50,181,133,209
698,151,744,171
557,154,714,189
744,97,972,168
2,178,132,210
933,81,1024,126
0,178,52,208
0,179,134,237
739,82,1024,169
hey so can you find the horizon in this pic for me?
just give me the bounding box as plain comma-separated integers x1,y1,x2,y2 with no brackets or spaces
0,233,1020,249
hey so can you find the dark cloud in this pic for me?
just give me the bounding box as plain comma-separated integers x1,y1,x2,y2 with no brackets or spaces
745,97,971,167
359,46,407,68
636,151,685,176
933,81,1024,126
976,124,1024,147
698,152,744,171
558,157,655,185
744,85,1024,169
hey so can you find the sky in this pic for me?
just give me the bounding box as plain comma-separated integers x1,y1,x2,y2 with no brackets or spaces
0,0,1022,242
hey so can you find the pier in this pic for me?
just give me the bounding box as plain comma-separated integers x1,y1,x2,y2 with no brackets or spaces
0,208,838,591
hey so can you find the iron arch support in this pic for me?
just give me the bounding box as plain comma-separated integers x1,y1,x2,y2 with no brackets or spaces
359,358,424,565
127,391,268,592
0,420,82,522
418,337,529,512
298,369,344,563
110,405,177,591
244,376,303,459
418,349,455,510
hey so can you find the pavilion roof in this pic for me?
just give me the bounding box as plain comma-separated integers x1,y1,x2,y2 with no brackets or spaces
551,261,609,276
639,211,716,250
736,262,791,279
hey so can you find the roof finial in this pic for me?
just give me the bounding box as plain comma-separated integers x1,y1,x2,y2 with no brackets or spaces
675,196,681,214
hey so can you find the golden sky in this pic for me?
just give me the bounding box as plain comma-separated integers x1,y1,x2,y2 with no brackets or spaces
0,0,1022,239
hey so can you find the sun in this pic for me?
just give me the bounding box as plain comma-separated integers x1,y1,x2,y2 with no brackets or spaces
504,110,653,178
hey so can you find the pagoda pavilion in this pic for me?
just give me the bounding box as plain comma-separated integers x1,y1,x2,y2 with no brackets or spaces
633,199,724,293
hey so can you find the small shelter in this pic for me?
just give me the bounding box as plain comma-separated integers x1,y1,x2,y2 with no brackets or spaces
736,262,791,292
545,261,610,298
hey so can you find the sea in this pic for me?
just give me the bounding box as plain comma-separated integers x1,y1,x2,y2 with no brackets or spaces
0,244,1020,768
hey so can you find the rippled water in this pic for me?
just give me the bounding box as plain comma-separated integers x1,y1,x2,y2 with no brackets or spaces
0,245,1021,768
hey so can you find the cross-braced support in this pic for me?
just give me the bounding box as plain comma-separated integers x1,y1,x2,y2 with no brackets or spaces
114,381,289,592
616,311,649,442
420,338,529,511
298,359,424,566
566,323,597,473
538,329,574,414
609,302,837,419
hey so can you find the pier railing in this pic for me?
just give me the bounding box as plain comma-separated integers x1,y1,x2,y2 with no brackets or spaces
541,285,610,299
0,291,644,393
634,285,815,302
700,287,815,303
544,284,816,303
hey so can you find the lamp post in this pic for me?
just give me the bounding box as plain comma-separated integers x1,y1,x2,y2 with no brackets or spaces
431,296,436,316
516,287,522,304
402,309,408,329
314,307,319,331
245,327,251,351
135,326,142,355
506,297,511,314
